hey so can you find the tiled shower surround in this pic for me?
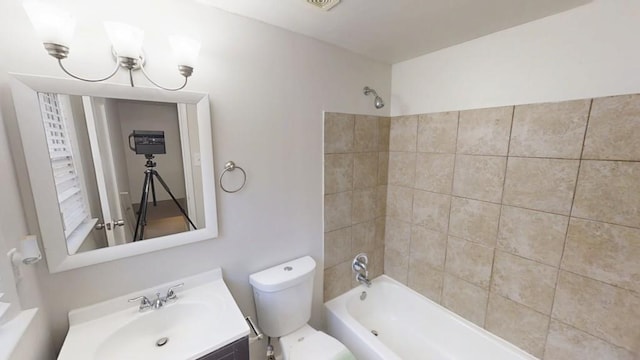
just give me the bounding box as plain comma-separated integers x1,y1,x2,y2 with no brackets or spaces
323,113,389,299
324,94,640,359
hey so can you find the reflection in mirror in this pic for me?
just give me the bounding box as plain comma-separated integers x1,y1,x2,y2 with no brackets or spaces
37,93,205,255
11,74,217,273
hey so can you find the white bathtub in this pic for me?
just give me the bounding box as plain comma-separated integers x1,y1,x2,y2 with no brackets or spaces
324,275,538,360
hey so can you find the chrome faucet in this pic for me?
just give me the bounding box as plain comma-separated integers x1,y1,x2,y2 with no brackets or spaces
128,283,184,312
356,273,372,287
352,253,371,287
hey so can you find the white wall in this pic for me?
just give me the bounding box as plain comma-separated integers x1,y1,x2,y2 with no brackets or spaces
0,0,390,357
391,0,640,115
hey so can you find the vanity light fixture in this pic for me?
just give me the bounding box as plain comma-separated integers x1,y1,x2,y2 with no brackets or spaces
22,1,201,91
7,235,42,282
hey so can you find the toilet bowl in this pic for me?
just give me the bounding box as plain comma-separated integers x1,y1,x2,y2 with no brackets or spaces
280,324,354,360
249,256,355,360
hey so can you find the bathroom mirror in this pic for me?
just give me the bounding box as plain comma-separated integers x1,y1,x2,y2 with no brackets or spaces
10,74,218,273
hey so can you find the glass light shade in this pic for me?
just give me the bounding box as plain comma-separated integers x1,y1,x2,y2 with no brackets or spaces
23,1,76,46
20,235,42,265
104,21,144,59
169,35,201,68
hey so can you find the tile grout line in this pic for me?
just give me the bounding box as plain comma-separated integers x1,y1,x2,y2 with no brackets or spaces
483,105,516,328
542,98,594,360
441,110,461,304
378,183,640,232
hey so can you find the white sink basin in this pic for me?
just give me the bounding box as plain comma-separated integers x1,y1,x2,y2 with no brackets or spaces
58,269,249,360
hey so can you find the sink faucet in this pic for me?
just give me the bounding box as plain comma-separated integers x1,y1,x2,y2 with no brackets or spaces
128,283,184,312
352,253,371,288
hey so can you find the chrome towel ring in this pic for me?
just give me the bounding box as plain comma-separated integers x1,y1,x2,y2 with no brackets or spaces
219,161,246,193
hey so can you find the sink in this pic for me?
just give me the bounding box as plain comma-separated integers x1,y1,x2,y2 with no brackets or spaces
58,269,249,360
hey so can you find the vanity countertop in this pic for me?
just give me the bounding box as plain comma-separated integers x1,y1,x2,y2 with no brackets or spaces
57,269,249,360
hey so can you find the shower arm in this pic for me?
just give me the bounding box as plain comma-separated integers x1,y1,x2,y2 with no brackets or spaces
363,86,378,97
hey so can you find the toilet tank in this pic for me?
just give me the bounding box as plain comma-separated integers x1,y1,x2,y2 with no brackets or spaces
249,256,316,338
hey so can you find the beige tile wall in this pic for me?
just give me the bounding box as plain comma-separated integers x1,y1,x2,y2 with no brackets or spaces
323,113,389,301
323,96,640,359
383,95,640,359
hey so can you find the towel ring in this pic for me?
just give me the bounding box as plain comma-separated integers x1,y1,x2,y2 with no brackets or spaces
219,161,246,193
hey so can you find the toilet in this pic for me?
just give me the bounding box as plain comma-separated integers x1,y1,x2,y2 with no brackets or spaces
249,256,355,360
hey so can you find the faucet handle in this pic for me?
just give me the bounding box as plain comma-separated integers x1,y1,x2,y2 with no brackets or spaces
165,283,184,301
128,295,152,312
352,253,369,274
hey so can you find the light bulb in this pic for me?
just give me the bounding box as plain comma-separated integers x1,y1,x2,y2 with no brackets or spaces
104,21,144,59
23,1,76,46
169,35,201,68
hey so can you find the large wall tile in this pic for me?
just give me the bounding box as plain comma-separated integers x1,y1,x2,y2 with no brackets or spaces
374,217,386,249
324,227,352,269
352,188,377,224
384,217,411,255
324,153,353,194
415,153,455,194
377,152,389,185
573,160,640,228
492,251,558,314
485,294,550,358
389,116,418,152
583,94,640,160
384,247,409,284
510,99,590,159
354,115,379,152
457,106,513,156
325,112,354,153
410,225,447,269
324,192,352,231
388,152,416,187
353,152,378,189
452,155,506,203
445,236,494,288
412,190,451,232
503,157,579,215
408,260,443,303
375,185,387,218
368,248,385,279
378,117,391,152
442,274,488,327
544,320,637,360
352,220,376,254
562,218,640,293
417,111,458,153
449,197,501,247
324,261,351,301
497,206,569,266
552,271,640,352
386,185,413,221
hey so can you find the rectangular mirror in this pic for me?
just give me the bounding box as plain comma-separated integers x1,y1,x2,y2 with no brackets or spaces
10,74,218,273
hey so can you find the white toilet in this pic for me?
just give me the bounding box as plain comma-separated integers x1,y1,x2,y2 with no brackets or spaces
249,256,355,360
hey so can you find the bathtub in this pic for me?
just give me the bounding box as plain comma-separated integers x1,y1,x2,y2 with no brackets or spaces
324,275,537,360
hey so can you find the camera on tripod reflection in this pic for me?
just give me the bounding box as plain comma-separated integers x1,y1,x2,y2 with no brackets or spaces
127,129,197,242
128,130,166,157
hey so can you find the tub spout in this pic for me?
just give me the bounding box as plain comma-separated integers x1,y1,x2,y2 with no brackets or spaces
357,273,372,287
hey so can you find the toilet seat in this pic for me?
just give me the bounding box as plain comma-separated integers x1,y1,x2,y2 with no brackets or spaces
280,325,355,360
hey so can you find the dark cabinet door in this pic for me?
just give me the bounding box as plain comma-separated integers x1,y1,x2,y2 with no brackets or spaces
197,337,249,360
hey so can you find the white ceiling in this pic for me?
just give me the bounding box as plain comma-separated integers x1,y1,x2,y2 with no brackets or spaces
194,0,590,64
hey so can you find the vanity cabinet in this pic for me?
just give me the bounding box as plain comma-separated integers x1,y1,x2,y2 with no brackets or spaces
198,336,249,360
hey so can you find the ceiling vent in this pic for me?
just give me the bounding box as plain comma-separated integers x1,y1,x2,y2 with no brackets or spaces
306,0,341,11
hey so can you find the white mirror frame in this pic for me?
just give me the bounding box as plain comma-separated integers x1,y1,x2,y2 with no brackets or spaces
9,73,218,273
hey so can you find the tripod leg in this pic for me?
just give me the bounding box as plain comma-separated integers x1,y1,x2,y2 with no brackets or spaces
150,175,157,207
133,170,152,241
151,170,198,230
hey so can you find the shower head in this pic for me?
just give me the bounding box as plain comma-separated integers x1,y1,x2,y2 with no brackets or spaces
363,86,384,109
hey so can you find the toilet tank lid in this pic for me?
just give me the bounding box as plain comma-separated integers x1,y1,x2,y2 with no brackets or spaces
249,256,316,292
